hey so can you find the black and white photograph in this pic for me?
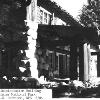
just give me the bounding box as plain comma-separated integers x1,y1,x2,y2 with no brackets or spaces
0,0,100,99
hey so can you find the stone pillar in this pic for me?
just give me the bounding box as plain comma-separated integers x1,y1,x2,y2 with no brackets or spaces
83,43,89,81
70,43,78,80
25,0,38,78
25,21,38,78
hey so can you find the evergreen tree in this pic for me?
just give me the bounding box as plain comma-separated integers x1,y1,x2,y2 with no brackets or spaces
79,0,100,30
0,0,31,78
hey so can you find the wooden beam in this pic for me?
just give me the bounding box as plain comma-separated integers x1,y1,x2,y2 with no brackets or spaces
38,25,98,40
47,47,70,54
39,39,71,47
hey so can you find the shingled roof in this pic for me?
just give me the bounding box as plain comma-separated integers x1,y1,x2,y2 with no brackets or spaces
37,0,81,26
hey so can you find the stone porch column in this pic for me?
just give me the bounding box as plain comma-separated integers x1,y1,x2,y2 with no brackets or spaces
25,0,38,78
26,21,38,78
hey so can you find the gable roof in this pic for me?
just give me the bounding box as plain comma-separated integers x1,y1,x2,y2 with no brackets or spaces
37,0,81,26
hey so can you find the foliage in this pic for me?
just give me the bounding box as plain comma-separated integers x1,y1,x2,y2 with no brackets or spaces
0,0,31,79
79,0,100,29
0,0,31,31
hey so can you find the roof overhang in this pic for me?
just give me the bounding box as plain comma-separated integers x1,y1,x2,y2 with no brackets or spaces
38,25,98,46
37,0,81,26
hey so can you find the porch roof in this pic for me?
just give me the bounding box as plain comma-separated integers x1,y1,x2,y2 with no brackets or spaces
38,25,98,46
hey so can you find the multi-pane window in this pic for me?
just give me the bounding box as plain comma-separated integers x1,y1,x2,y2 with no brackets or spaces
44,12,47,24
38,7,51,24
40,10,43,24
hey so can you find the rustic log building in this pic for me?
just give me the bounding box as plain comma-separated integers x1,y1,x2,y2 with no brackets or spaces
26,0,99,82
0,0,99,83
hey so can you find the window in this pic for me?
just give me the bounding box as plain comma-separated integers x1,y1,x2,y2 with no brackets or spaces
40,10,43,24
38,7,52,24
44,12,47,24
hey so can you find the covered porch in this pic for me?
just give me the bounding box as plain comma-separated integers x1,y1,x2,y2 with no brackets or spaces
37,25,99,81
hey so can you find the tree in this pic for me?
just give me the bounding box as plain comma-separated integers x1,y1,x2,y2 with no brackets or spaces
0,0,31,78
79,0,100,30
